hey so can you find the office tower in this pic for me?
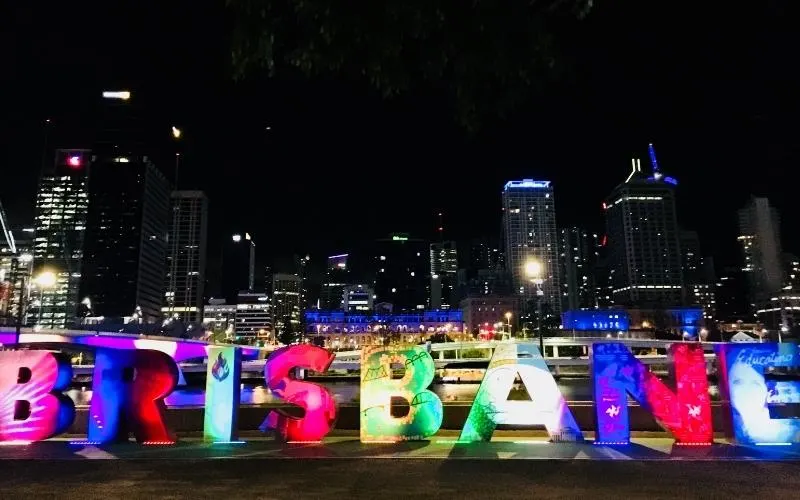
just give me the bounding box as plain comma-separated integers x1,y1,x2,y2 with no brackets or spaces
163,191,209,324
559,227,595,311
0,221,34,325
373,233,429,312
502,179,562,317
272,273,302,335
234,291,271,343
30,150,92,328
592,233,613,309
78,153,170,323
222,232,255,304
343,284,374,312
680,230,716,319
468,238,503,271
738,197,784,308
430,240,458,309
321,254,349,310
604,151,683,307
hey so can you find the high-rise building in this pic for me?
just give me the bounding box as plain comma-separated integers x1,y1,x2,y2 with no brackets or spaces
559,227,595,311
163,191,208,324
468,238,504,271
604,152,683,308
738,197,784,309
430,240,458,309
272,273,302,335
78,153,170,323
502,179,562,317
592,233,613,309
680,230,716,319
30,150,92,328
222,232,255,304
234,291,271,343
0,225,34,325
373,233,429,311
321,254,349,310
343,284,374,312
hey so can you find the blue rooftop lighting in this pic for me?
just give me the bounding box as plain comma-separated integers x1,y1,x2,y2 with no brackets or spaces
504,179,551,190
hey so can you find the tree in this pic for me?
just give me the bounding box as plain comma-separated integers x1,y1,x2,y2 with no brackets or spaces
278,315,298,345
228,0,594,130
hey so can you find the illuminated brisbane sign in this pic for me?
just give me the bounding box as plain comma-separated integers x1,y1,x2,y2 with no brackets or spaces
0,341,798,446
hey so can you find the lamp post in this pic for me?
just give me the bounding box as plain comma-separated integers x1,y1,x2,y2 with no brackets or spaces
524,260,545,355
505,311,512,338
32,269,57,328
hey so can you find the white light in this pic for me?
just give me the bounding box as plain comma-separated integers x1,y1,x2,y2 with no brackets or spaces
232,234,242,243
102,90,131,100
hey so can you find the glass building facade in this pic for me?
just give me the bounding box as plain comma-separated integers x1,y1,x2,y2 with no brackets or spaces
502,179,562,316
31,149,91,329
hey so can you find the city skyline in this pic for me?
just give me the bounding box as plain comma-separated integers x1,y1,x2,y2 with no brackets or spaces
2,2,799,271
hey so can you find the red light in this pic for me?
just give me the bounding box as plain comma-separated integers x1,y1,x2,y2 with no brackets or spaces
67,156,81,167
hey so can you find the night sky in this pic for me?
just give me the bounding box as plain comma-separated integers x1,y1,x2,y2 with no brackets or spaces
2,1,799,275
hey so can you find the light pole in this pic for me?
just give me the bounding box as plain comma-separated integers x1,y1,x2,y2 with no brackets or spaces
505,311,512,338
524,259,545,355
32,270,57,328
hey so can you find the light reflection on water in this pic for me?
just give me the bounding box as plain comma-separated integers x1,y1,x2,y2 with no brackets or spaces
64,378,721,408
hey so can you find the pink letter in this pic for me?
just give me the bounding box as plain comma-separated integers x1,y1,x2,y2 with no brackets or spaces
0,351,75,442
262,345,337,442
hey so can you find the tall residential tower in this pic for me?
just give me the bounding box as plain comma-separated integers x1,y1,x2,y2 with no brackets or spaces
502,179,562,317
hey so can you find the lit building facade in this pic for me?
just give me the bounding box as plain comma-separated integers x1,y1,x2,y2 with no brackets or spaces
343,284,373,312
559,227,595,311
738,197,784,309
502,179,562,316
304,309,464,348
604,154,683,308
0,227,33,325
429,240,458,309
234,291,271,343
202,300,237,341
373,233,428,311
163,191,208,324
321,253,349,310
680,230,716,319
459,296,519,335
78,153,170,324
30,149,91,329
272,273,302,335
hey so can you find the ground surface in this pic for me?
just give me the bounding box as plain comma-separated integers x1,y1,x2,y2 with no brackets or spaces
1,437,799,499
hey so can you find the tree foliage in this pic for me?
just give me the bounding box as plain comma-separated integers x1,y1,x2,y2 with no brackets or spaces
228,0,594,129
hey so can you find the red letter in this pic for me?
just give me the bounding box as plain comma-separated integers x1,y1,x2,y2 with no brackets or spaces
262,345,337,442
88,349,178,444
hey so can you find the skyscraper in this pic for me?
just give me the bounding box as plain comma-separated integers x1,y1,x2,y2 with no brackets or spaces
163,191,209,324
30,150,91,328
559,227,595,311
738,197,784,308
321,254,349,310
429,240,458,309
272,273,302,336
78,154,170,323
502,179,562,317
604,151,683,308
373,233,428,312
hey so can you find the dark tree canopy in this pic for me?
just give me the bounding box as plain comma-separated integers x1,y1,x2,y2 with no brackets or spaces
228,0,594,129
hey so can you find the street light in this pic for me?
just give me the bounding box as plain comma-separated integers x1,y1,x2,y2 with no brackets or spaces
524,258,545,355
32,269,57,329
172,126,182,139
505,311,512,337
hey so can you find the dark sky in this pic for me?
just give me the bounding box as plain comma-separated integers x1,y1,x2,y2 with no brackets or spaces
2,1,799,274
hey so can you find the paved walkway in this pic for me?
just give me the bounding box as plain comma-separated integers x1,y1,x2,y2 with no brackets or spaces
1,435,799,461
